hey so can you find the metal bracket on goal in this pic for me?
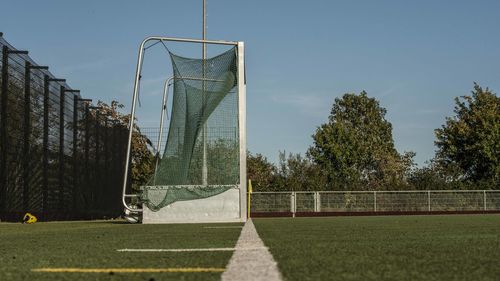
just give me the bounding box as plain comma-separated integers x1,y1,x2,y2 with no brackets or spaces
121,36,247,223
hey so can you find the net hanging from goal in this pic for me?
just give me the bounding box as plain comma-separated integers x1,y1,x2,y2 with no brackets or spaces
141,47,240,211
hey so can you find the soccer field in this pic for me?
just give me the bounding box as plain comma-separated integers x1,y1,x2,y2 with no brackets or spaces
254,215,500,281
1,215,499,280
0,221,242,281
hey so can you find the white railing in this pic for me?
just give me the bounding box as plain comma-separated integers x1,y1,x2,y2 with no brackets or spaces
250,190,500,214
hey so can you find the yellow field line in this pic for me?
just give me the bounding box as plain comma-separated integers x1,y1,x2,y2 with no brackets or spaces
32,267,225,273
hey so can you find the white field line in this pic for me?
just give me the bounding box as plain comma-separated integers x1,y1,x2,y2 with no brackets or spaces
203,226,243,229
117,247,266,252
222,219,283,281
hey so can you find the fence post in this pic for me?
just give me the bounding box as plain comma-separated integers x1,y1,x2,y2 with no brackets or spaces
111,120,118,211
72,96,79,213
374,191,377,212
483,190,487,211
0,46,9,213
104,118,109,212
315,191,321,212
23,61,31,211
291,192,296,217
43,77,65,214
428,190,431,212
94,108,100,215
42,75,49,213
59,85,65,212
84,103,90,213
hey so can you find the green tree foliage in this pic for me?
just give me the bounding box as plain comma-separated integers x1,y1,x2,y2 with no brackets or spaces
247,151,327,191
308,91,414,190
94,101,154,190
275,151,327,191
247,152,277,191
435,83,500,187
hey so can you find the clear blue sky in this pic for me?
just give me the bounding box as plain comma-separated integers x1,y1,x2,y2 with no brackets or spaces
1,0,499,165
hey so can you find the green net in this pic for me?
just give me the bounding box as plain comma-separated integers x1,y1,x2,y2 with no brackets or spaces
141,47,240,211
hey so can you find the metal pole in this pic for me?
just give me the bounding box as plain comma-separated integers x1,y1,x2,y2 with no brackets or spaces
73,96,79,213
153,76,173,184
202,0,208,186
104,118,109,213
42,75,49,213
43,77,65,213
0,46,9,212
95,108,100,212
374,191,377,212
428,190,431,212
23,64,49,212
483,190,487,211
84,103,90,211
57,89,79,215
237,42,247,221
59,85,65,211
121,40,147,212
23,61,31,211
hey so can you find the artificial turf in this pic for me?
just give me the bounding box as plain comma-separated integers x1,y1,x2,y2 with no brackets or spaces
253,215,500,281
0,220,242,281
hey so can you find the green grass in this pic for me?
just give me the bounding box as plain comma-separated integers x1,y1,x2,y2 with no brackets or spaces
0,220,242,281
3,215,499,281
253,215,500,281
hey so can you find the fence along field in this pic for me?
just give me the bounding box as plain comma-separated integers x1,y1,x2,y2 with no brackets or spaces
250,190,500,216
0,33,129,221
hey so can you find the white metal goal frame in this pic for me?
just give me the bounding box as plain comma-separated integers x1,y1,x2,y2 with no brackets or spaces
121,36,247,222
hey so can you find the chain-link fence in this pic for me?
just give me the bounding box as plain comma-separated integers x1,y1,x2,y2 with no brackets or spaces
250,190,500,216
0,34,128,221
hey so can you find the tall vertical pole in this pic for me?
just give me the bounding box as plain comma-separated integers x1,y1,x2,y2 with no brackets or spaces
23,64,49,213
43,77,65,214
202,0,208,186
59,86,65,212
483,190,487,211
428,190,431,212
42,76,50,213
84,103,90,212
237,42,247,221
23,61,31,211
104,118,109,211
73,96,79,213
95,108,100,214
0,46,9,213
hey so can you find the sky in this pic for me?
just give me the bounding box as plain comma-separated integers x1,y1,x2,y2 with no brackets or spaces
1,0,499,165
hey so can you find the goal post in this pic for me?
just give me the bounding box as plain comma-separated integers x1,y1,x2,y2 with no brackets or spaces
121,36,247,223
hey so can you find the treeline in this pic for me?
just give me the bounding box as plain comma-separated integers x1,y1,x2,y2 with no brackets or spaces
248,83,500,191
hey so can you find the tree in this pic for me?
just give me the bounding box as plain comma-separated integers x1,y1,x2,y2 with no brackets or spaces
435,83,500,187
94,100,155,190
275,151,327,191
247,152,277,191
308,91,414,190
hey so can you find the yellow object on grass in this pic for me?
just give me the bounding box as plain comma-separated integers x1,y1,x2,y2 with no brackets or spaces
23,213,37,224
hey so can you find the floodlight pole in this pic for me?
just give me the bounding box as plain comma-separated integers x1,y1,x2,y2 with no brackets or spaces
202,0,208,186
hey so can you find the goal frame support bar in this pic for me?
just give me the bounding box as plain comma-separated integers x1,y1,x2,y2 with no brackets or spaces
121,36,247,223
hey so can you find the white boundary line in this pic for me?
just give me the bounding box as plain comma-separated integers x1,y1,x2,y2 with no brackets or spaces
117,247,266,252
204,226,243,229
222,219,283,281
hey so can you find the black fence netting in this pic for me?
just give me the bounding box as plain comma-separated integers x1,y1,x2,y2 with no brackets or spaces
0,34,128,221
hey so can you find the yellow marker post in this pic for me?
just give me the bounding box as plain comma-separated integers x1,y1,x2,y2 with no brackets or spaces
247,179,253,218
